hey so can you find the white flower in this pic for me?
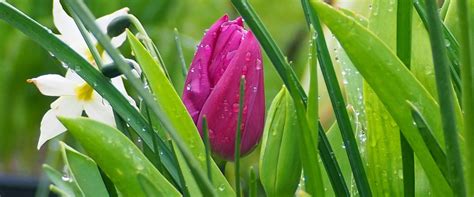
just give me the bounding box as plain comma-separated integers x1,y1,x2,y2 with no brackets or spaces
29,0,136,149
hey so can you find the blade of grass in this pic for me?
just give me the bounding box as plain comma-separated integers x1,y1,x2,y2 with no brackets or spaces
408,102,449,180
318,123,350,196
455,0,474,195
174,28,188,78
424,0,465,195
202,117,212,184
0,1,180,184
230,0,349,195
234,76,245,197
397,0,414,196
300,0,371,196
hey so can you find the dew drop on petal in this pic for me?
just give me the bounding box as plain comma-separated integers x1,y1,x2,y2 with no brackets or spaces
186,84,192,91
232,103,240,112
256,59,262,70
245,52,251,61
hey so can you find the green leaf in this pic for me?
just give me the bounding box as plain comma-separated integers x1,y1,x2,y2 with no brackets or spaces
364,0,403,196
59,117,181,196
311,1,452,194
260,87,302,196
137,173,163,195
60,142,109,197
127,31,232,195
42,164,81,196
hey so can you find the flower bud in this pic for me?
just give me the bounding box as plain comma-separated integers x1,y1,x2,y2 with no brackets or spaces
107,15,131,37
182,15,265,161
260,87,301,196
101,59,136,78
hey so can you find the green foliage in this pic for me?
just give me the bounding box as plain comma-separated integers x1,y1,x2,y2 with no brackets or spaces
59,117,180,196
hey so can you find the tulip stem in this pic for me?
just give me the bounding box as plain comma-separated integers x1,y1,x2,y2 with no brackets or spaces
202,116,213,184
234,76,245,197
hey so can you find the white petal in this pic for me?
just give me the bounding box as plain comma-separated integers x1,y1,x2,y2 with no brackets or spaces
84,95,116,127
38,109,66,149
111,32,127,48
111,76,136,106
28,74,77,96
65,69,85,84
52,0,82,43
56,34,89,57
96,8,129,47
37,97,82,149
102,52,113,64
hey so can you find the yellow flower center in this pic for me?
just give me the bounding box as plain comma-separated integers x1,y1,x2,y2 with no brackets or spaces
75,83,94,101
85,44,105,66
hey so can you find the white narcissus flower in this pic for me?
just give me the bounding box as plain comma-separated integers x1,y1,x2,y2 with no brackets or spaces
29,0,136,149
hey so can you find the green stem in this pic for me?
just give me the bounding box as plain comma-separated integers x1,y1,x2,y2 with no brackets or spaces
455,0,474,195
201,117,212,184
396,0,414,195
424,0,466,195
234,76,245,197
174,28,188,78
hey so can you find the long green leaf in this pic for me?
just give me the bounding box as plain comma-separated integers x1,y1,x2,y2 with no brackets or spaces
60,142,109,197
0,1,179,183
364,0,404,196
127,31,232,195
59,117,180,196
311,1,452,194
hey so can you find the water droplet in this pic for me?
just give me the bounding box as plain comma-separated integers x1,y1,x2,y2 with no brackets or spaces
343,79,348,85
341,143,346,149
252,86,257,92
218,184,226,191
61,174,71,182
186,84,192,91
256,59,262,70
190,68,195,73
245,52,251,61
232,103,240,112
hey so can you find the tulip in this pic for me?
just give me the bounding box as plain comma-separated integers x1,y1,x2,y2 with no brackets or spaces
182,15,265,160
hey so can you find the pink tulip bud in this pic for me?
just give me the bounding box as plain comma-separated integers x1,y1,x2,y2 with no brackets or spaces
182,15,265,161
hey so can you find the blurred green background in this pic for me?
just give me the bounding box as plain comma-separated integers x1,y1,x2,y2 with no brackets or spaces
0,0,352,180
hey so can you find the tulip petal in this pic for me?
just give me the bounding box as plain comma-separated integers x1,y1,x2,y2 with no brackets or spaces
28,74,78,96
208,17,246,86
197,31,264,160
38,97,83,149
182,15,229,122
